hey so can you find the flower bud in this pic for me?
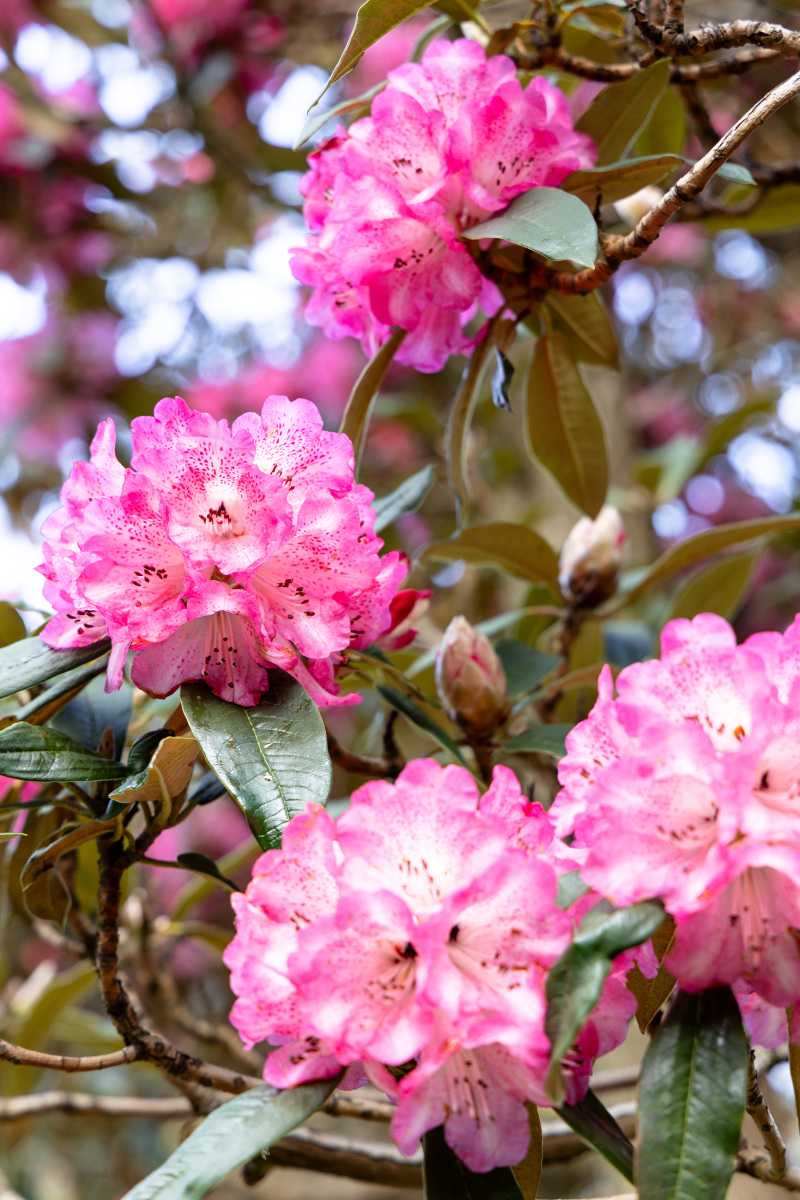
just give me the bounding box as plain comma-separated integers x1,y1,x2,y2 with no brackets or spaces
559,505,626,607
435,616,508,740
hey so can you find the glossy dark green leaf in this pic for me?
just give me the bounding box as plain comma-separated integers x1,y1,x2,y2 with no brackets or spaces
668,550,758,623
421,523,560,584
494,642,560,697
556,1089,634,1182
121,1079,340,1200
422,1125,524,1200
340,327,407,474
504,724,573,758
51,671,132,758
126,728,176,775
176,852,241,892
575,60,671,165
462,188,599,269
373,463,436,533
0,722,127,782
545,901,665,1099
636,986,748,1200
181,673,331,852
525,330,608,518
14,660,108,726
618,513,800,604
314,0,435,104
295,82,385,149
543,291,618,367
377,684,468,767
0,635,112,701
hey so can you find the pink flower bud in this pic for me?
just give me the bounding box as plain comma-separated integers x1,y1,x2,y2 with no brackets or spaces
558,505,626,607
435,616,508,740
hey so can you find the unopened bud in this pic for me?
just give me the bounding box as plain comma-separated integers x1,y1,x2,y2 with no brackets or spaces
435,616,508,740
614,184,663,227
559,505,626,607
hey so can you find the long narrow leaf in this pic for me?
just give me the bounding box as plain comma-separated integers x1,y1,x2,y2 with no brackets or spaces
340,327,407,475
0,635,111,701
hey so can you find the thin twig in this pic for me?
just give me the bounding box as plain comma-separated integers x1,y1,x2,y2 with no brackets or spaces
675,81,719,152
747,1048,787,1181
321,1091,396,1121
326,730,400,780
736,1152,800,1191
0,1039,138,1073
0,1091,194,1120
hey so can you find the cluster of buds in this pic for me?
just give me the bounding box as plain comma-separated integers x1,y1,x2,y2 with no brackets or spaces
558,505,626,608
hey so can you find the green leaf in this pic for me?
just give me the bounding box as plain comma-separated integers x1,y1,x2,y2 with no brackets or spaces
543,291,618,367
181,672,331,852
0,635,112,701
462,188,599,269
14,660,109,726
626,916,677,1034
494,641,560,697
668,549,758,623
447,329,498,521
22,818,117,923
176,852,241,892
127,729,176,774
565,153,753,209
0,602,26,648
313,0,435,105
704,184,800,235
294,81,385,150
422,1125,525,1200
636,986,748,1200
121,1079,340,1200
575,60,671,165
525,330,608,518
504,724,573,758
555,1089,634,1182
377,684,469,767
618,513,800,604
556,868,589,910
511,1105,542,1200
634,85,687,158
50,671,132,758
421,524,560,584
373,463,437,533
340,327,407,474
545,901,665,1100
0,722,127,782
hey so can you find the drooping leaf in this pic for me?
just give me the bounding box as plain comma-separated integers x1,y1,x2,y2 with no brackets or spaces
0,635,112,701
373,463,437,533
422,1125,525,1200
575,60,671,165
545,901,665,1100
0,722,127,782
617,513,800,605
543,291,618,367
636,987,748,1200
504,724,573,758
176,852,241,892
555,1089,634,1182
511,1105,543,1200
525,330,608,518
377,684,468,767
126,729,176,775
626,916,677,1034
0,602,26,648
668,550,759,623
181,672,331,852
22,819,115,923
313,0,435,105
462,188,599,269
447,332,499,521
50,671,132,758
120,1079,340,1200
495,641,560,696
421,524,560,585
340,327,408,474
106,736,200,812
294,81,385,149
563,154,754,209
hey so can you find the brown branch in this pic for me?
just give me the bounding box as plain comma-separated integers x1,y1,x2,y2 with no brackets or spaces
326,730,400,780
265,1126,422,1188
675,81,719,152
322,1090,395,1121
736,1152,800,1191
623,0,664,47
668,19,800,59
543,67,800,295
747,1049,787,1181
0,1039,138,1073
524,41,782,83
0,1091,194,1120
664,0,683,38
33,918,87,959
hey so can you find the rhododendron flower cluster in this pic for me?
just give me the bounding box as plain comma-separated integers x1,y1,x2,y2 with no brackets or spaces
553,613,800,1011
224,760,636,1170
291,39,596,372
38,395,417,707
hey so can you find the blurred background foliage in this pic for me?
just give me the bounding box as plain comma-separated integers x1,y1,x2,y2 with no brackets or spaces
2,0,800,1196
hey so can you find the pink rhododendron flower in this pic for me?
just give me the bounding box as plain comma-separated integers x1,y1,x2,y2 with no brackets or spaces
553,612,800,1007
225,760,636,1171
38,395,419,707
291,39,595,372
